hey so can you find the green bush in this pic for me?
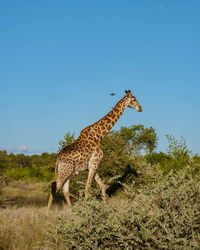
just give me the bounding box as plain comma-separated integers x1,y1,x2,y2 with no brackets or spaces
46,167,200,249
5,165,54,182
5,168,31,180
146,135,200,176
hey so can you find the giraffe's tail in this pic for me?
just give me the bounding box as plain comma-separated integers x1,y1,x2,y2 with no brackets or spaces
51,161,58,199
51,181,57,199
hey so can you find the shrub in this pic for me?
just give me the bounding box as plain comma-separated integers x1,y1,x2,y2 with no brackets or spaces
5,168,31,180
47,167,200,249
5,165,54,182
146,135,200,176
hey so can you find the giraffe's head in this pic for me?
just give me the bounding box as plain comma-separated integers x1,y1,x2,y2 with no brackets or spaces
124,90,142,112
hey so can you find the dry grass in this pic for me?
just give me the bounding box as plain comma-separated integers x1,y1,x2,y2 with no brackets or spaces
0,181,76,249
0,206,73,249
0,182,49,208
0,182,48,249
0,207,48,249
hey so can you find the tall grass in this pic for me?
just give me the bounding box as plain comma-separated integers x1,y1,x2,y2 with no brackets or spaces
0,207,48,249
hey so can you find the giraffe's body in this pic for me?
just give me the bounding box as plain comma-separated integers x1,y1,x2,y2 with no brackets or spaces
47,90,142,211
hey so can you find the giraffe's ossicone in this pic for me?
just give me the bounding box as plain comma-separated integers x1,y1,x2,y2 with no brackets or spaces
46,90,142,213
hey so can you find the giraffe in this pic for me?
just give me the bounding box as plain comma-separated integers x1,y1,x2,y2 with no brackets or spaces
47,90,142,212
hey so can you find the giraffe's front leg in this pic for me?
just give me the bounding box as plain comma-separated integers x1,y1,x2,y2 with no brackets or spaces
95,173,107,204
85,166,97,199
85,149,103,199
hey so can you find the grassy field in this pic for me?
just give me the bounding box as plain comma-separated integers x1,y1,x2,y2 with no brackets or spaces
0,181,70,250
0,166,200,250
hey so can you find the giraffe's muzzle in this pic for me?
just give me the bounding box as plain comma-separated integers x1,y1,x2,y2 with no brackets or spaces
137,106,142,112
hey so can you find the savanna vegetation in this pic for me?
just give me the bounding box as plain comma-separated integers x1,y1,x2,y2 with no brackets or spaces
0,124,200,249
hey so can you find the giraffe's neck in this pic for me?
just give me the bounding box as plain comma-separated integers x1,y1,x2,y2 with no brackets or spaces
94,96,127,138
78,96,127,142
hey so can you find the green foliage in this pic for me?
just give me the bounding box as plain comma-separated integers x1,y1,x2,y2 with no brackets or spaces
116,124,158,155
5,168,31,181
1,127,200,195
99,131,130,179
0,150,8,170
58,131,75,151
14,154,32,168
1,152,56,182
47,168,200,249
190,154,200,176
98,125,158,192
1,124,156,188
146,135,200,175
5,165,54,182
146,151,171,165
166,134,192,158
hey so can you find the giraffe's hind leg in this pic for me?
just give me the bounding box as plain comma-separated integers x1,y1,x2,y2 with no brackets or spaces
62,179,72,210
46,162,74,214
46,181,57,214
47,193,53,212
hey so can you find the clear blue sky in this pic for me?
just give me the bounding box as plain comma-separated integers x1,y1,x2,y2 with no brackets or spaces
0,0,199,155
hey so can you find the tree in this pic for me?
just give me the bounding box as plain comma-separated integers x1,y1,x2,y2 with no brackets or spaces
14,154,32,168
0,150,8,175
58,132,76,151
98,124,158,187
146,135,194,174
116,124,158,155
164,134,191,172
166,134,192,158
